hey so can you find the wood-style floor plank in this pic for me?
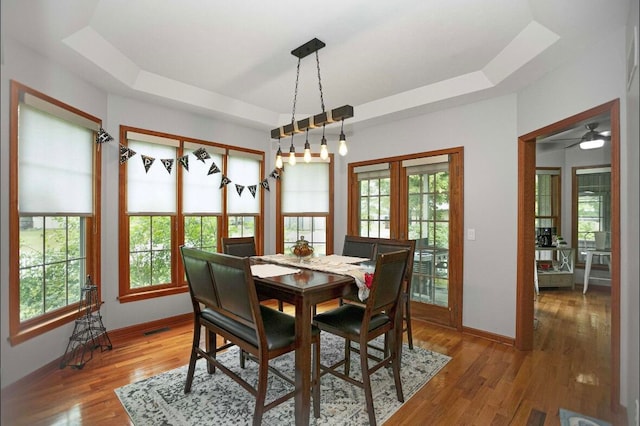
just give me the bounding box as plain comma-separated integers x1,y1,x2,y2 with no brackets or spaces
0,289,628,425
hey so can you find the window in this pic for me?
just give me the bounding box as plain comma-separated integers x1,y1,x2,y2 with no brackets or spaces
574,166,611,265
119,128,264,302
9,81,102,345
535,168,561,234
354,163,391,238
277,156,333,255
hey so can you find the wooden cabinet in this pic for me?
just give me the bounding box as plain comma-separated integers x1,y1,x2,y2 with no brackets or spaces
535,247,575,289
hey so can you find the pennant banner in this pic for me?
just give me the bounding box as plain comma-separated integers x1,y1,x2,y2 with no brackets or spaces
235,184,244,196
96,127,114,144
119,144,136,164
248,185,257,198
269,169,281,180
161,158,174,174
261,178,270,191
141,155,155,173
193,147,210,163
178,155,189,171
220,175,231,189
207,162,220,175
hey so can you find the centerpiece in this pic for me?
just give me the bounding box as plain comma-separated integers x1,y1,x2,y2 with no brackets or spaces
291,236,314,262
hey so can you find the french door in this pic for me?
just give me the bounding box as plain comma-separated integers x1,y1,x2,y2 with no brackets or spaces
348,147,463,329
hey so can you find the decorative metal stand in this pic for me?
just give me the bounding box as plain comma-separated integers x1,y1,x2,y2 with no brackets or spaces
60,275,112,369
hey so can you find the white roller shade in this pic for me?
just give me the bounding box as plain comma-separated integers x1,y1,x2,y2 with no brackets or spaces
18,103,94,214
183,147,223,214
126,139,176,213
227,155,261,214
282,162,329,213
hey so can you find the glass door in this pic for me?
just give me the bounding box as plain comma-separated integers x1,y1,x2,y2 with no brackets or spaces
349,148,463,328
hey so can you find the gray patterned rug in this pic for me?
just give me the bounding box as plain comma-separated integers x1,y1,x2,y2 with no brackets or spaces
115,334,450,425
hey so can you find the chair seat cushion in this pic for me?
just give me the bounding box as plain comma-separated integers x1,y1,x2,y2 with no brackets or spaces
313,304,390,335
201,306,318,351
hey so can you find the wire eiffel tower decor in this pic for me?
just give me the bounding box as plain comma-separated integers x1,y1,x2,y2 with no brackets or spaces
60,275,112,369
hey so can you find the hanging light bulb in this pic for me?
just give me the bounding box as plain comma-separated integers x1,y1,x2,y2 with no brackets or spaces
319,124,329,160
303,128,312,163
288,135,297,166
275,145,283,169
338,119,348,156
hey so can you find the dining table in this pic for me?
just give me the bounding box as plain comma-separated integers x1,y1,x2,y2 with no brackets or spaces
250,254,369,426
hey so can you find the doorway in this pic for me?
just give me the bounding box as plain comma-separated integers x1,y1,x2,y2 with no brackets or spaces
515,99,620,409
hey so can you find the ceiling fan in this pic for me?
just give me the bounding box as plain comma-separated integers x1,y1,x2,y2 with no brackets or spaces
550,122,611,150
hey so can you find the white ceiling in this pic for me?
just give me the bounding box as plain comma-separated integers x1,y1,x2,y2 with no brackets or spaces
1,0,630,134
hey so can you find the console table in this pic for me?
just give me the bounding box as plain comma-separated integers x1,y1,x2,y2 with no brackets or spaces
535,247,575,289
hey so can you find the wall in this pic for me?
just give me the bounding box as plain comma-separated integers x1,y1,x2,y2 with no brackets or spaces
342,94,519,337
518,26,637,410
623,0,639,423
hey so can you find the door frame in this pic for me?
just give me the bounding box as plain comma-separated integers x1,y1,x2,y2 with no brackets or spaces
347,147,464,330
515,99,620,410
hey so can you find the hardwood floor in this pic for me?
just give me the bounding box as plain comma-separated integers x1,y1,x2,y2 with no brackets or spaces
1,288,627,425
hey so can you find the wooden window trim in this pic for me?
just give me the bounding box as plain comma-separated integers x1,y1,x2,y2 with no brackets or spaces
8,81,102,345
117,126,265,302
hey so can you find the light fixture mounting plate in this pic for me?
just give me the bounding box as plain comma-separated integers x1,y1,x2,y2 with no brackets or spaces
291,38,325,59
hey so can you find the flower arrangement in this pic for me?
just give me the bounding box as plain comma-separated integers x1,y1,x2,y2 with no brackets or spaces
364,272,374,289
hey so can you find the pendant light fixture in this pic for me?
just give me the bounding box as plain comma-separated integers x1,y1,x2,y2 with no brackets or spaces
271,38,354,167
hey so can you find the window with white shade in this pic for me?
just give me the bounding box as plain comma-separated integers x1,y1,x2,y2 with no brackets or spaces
9,81,102,345
119,127,264,302
277,156,333,255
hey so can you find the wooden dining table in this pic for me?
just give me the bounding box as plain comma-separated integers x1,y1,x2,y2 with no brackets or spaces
252,263,357,426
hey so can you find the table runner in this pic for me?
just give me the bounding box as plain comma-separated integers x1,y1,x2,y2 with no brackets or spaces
256,254,372,300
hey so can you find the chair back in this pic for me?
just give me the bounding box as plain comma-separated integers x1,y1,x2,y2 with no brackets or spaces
222,237,257,257
366,249,410,314
342,235,377,260
376,238,416,286
180,246,219,311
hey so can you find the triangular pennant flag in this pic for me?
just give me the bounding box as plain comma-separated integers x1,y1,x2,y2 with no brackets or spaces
260,178,270,191
235,184,245,196
219,175,231,189
141,155,155,173
193,147,210,163
161,158,174,174
270,169,281,180
207,162,220,175
96,127,114,144
178,155,189,171
119,144,137,164
248,185,257,198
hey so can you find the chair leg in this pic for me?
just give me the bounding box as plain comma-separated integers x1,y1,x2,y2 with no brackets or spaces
313,336,321,418
278,300,284,311
253,357,269,426
239,349,246,369
184,322,201,393
391,329,405,403
344,338,351,376
205,329,216,374
360,339,377,426
404,294,413,349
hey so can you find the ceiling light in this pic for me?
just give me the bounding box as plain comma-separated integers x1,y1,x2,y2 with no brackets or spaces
271,38,353,166
579,139,605,149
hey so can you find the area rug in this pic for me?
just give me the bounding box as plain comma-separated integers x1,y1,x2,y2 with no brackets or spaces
115,334,450,425
559,408,611,426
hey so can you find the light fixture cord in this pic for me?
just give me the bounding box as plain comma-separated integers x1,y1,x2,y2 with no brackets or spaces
315,51,325,113
291,57,301,125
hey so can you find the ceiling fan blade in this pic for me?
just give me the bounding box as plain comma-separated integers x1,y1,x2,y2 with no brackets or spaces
564,140,582,149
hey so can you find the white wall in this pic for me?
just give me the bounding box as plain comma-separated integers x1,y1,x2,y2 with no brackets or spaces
623,0,639,423
518,26,638,410
344,94,519,337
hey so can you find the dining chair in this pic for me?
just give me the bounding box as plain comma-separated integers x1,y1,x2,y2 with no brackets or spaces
376,239,416,350
180,246,320,425
312,249,409,426
222,236,284,312
342,235,377,260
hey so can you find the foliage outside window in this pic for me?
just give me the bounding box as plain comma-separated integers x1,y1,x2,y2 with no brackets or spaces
278,157,332,255
574,166,611,265
535,168,561,234
9,81,102,345
119,128,263,302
